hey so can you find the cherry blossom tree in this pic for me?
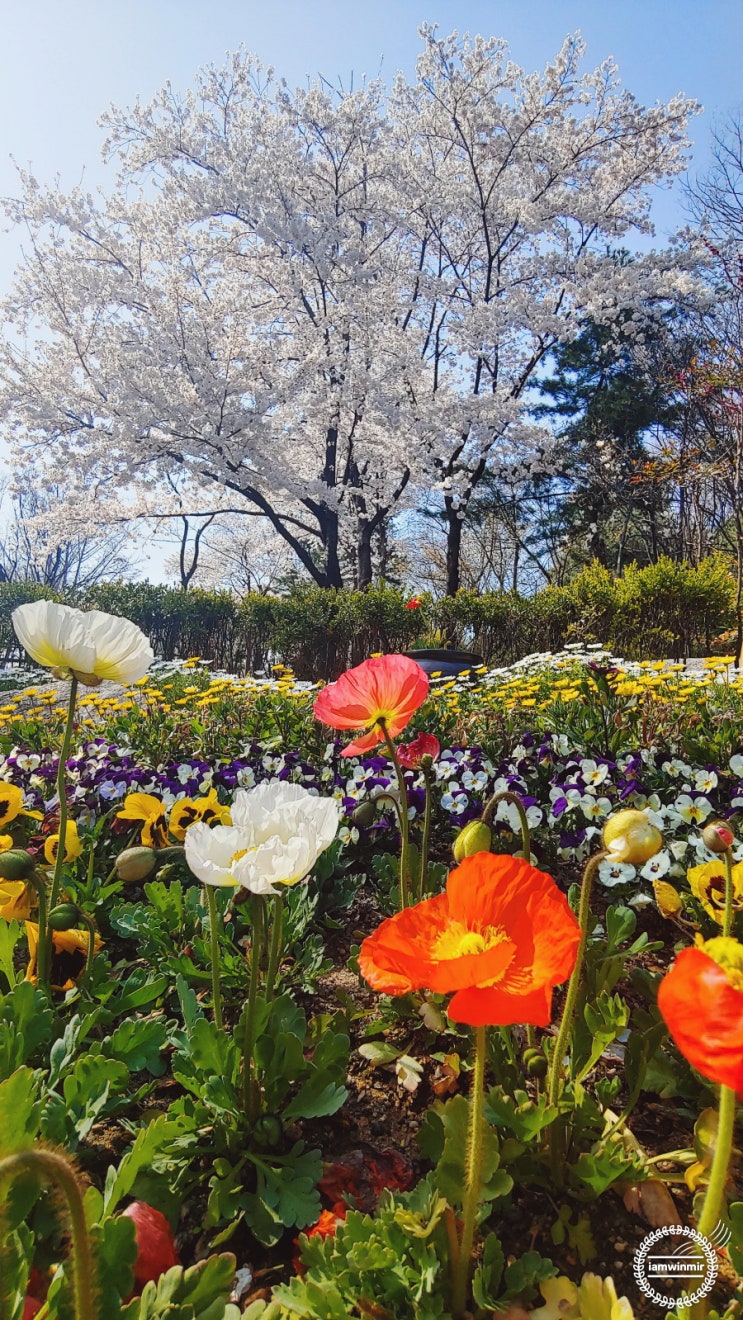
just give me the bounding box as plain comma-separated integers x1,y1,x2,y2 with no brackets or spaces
0,29,700,592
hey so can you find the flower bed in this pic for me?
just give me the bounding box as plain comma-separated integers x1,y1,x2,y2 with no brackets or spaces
1,615,742,1318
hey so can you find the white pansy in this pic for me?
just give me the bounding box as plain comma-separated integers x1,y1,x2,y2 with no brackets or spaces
580,794,612,821
639,850,671,880
673,794,713,826
729,754,743,777
580,759,609,788
495,799,543,831
694,769,718,793
12,601,153,687
669,839,688,859
598,859,637,888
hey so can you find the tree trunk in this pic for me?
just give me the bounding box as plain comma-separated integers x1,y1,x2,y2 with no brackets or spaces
445,501,462,597
357,521,373,590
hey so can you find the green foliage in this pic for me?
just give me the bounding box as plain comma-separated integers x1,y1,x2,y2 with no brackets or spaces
119,1253,242,1320
4,558,734,684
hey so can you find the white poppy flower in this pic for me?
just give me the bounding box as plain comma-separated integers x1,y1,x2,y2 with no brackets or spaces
12,601,153,687
184,822,257,888
185,781,341,895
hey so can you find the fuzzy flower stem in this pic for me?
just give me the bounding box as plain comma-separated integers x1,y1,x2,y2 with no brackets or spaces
49,676,78,912
451,1024,487,1319
418,765,434,899
723,847,735,938
546,850,606,1176
379,720,412,909
686,1084,737,1320
25,868,49,993
264,892,284,1001
242,895,264,1122
0,1148,97,1320
481,789,531,860
204,885,223,1029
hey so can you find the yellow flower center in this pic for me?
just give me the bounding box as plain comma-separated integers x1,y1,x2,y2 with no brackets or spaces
433,921,507,961
700,935,743,991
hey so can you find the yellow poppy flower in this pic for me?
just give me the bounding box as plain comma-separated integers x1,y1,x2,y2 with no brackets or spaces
169,789,232,840
116,792,170,848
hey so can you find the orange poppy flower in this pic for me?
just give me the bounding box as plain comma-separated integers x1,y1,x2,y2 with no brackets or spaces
313,655,429,759
359,852,581,1027
657,938,743,1097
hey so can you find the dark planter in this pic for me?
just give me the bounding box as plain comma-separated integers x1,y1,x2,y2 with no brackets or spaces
404,648,485,678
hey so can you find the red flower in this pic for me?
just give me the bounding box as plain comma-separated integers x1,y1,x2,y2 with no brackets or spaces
313,655,429,758
397,733,441,769
359,852,580,1027
406,597,422,610
22,1300,42,1320
657,940,743,1096
121,1201,180,1291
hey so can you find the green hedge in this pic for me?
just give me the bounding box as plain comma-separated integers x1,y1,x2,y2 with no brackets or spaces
1,556,736,678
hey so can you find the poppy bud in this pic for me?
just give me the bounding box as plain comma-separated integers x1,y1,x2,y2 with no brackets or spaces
252,1114,283,1148
121,1201,179,1290
522,1047,548,1078
701,820,735,853
351,800,376,828
47,903,83,931
601,809,662,865
115,846,158,883
452,820,492,862
0,849,36,882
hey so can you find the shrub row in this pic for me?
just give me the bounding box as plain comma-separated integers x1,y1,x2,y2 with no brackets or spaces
0,556,735,678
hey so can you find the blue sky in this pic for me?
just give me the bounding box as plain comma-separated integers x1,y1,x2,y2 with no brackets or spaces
1,0,741,295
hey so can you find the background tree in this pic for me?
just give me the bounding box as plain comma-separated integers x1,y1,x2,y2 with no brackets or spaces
0,31,699,593
0,478,132,588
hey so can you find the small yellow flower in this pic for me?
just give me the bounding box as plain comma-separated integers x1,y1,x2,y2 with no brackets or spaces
44,820,84,866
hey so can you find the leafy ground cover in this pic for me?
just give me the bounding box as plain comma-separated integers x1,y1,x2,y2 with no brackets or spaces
1,630,743,1319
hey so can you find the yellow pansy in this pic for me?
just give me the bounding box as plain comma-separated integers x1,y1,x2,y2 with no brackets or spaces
25,920,103,991
687,859,743,925
169,788,232,840
116,793,170,848
0,878,34,921
44,820,84,866
0,784,43,828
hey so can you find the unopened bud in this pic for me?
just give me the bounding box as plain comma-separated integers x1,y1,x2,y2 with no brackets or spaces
0,849,36,882
701,820,735,853
522,1047,548,1078
47,902,83,931
115,846,157,883
453,820,492,863
351,800,376,828
252,1114,283,1149
602,809,662,865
